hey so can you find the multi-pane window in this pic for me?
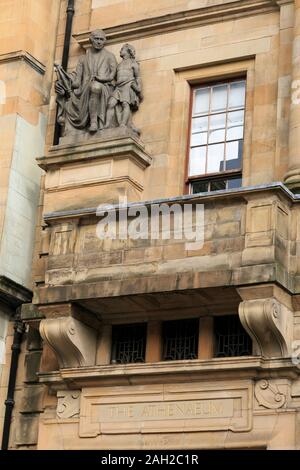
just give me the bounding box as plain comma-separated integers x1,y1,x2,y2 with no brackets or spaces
111,323,147,364
188,80,246,193
191,175,242,193
109,315,252,365
162,319,199,361
214,315,252,357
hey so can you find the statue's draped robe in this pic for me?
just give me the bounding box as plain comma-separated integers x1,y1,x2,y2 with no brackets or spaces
65,48,117,129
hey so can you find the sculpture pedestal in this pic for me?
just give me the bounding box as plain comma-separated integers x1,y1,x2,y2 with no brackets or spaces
37,129,151,213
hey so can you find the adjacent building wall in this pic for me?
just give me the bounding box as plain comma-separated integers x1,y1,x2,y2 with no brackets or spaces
0,0,61,445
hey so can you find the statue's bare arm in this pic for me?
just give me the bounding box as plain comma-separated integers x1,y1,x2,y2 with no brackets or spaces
131,62,142,94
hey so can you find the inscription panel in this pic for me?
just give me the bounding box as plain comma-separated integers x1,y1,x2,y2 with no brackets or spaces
98,399,232,422
80,382,252,437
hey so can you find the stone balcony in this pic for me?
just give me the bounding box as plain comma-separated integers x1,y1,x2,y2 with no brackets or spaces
33,182,298,309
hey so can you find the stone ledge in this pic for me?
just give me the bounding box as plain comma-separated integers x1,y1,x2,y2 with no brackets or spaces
32,264,281,305
0,275,32,309
0,50,45,75
21,304,44,322
37,134,152,172
74,0,278,47
42,182,298,223
38,357,299,387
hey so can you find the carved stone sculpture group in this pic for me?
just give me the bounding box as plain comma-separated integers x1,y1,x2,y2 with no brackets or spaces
55,29,143,137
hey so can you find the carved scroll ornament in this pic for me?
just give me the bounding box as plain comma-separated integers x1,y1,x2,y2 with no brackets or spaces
57,390,81,419
40,316,97,368
238,298,291,358
254,380,286,409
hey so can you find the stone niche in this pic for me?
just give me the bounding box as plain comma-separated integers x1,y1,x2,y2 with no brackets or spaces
37,128,152,213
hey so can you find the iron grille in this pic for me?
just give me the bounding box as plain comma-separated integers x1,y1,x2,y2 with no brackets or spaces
111,323,147,364
214,315,252,357
162,318,199,361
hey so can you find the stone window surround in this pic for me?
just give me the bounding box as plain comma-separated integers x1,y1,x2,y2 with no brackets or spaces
187,78,246,189
167,58,255,195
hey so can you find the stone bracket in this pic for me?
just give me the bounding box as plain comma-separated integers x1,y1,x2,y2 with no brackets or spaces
40,316,97,368
239,298,293,358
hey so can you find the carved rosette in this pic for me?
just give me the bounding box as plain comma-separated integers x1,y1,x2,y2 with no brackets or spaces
254,380,286,409
238,298,291,358
40,316,97,368
57,390,81,419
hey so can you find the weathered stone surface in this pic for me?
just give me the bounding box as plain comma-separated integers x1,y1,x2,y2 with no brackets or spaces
20,385,45,413
26,327,43,351
15,414,39,446
24,351,42,383
21,304,44,322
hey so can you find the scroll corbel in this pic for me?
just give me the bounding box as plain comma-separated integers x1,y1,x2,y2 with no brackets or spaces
40,316,97,368
238,298,292,358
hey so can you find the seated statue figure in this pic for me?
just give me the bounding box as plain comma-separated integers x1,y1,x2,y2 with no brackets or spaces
55,29,117,134
105,43,143,134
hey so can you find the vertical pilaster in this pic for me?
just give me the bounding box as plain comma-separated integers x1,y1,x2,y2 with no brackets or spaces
96,324,112,365
198,317,214,360
275,0,294,179
284,0,300,190
145,321,162,363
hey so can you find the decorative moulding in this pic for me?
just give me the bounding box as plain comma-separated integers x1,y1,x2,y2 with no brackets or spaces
79,382,253,437
37,134,152,172
57,390,80,419
37,357,299,388
74,0,279,47
41,182,296,224
0,50,45,75
254,379,286,409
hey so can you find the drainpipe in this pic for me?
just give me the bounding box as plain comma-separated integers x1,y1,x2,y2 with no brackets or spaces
1,313,25,450
53,0,75,145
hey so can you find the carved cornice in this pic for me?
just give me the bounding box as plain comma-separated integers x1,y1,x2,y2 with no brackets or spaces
45,175,144,194
37,136,152,171
37,357,300,388
40,316,97,368
74,0,279,48
0,275,32,310
0,51,45,75
239,298,293,358
275,0,294,6
42,182,298,224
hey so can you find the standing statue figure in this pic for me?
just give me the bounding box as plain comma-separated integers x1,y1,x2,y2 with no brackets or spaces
55,29,117,133
105,44,143,134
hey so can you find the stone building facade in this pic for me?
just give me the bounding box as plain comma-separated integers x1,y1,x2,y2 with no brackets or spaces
1,0,300,450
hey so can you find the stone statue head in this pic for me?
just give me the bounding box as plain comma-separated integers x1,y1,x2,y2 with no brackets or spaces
89,29,107,50
120,43,136,59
